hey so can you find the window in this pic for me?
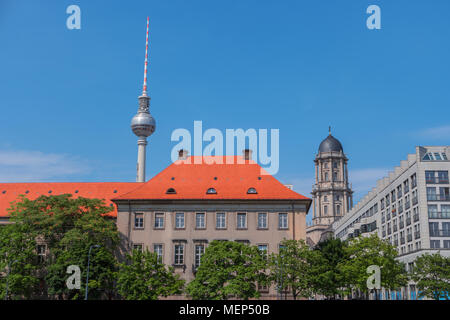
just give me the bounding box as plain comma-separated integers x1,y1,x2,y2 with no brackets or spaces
258,213,268,229
324,172,329,181
175,212,185,229
154,213,164,229
428,205,438,218
154,244,163,262
425,171,436,183
278,213,288,229
430,240,440,249
134,213,144,229
206,188,217,194
324,162,328,169
335,195,340,201
333,161,338,169
324,196,328,202
237,213,247,229
333,172,338,180
166,188,176,194
427,187,437,200
258,244,268,259
216,213,226,229
434,153,442,161
324,205,328,215
194,244,205,267
196,212,206,229
442,153,448,160
336,205,341,215
132,244,143,251
37,245,46,264
444,240,450,249
247,188,257,194
438,171,449,183
174,244,184,265
429,222,439,237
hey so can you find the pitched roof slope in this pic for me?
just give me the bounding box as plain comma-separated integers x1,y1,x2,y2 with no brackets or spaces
0,182,140,217
113,156,310,201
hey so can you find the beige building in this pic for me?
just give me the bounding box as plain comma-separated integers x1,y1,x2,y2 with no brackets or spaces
112,151,312,298
306,131,353,246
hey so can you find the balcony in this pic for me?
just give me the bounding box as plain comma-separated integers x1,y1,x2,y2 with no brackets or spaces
428,211,450,219
406,217,411,226
398,206,403,214
398,191,402,198
413,213,420,222
412,180,417,188
382,216,385,224
407,234,413,242
399,221,404,229
393,224,398,232
427,194,450,201
387,213,391,220
405,201,410,210
429,230,450,237
412,197,418,205
414,231,421,239
404,186,410,193
388,228,392,235
426,177,449,184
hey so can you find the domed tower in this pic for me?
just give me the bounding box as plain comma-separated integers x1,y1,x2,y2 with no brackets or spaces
131,17,156,182
312,128,353,225
307,128,353,246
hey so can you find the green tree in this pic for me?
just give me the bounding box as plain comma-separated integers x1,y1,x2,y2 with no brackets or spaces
268,239,320,300
312,238,348,299
0,222,40,299
411,253,450,300
117,249,184,300
1,194,119,299
338,234,408,299
186,240,267,300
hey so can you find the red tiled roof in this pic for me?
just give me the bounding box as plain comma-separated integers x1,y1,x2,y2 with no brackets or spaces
0,182,141,218
113,156,310,201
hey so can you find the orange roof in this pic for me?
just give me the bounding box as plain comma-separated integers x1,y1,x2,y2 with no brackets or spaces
0,182,141,218
113,156,310,201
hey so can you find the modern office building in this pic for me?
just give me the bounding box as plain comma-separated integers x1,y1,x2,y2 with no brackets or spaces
306,130,353,246
333,146,450,299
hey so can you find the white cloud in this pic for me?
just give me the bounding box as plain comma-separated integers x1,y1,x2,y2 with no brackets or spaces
0,149,91,182
417,125,450,140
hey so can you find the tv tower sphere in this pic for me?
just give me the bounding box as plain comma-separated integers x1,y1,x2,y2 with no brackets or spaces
131,96,155,137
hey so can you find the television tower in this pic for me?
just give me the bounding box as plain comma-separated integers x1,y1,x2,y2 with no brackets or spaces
131,17,156,182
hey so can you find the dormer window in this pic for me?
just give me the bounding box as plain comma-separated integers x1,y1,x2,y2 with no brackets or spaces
247,188,257,194
206,188,217,194
166,188,177,194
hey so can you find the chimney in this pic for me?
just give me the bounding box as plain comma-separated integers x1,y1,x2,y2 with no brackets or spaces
178,149,189,160
243,149,252,160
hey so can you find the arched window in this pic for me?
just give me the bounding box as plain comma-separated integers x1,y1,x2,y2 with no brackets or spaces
166,188,177,194
206,188,217,194
247,188,257,194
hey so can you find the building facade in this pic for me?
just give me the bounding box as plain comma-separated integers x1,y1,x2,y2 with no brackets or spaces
333,146,450,299
306,131,353,246
113,152,311,298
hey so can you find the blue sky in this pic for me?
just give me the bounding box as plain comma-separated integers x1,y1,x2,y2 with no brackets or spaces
1,1,450,222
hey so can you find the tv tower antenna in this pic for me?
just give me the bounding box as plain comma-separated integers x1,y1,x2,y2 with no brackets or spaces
131,17,156,182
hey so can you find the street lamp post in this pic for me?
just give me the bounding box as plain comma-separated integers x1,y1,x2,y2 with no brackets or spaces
5,259,18,300
85,245,101,300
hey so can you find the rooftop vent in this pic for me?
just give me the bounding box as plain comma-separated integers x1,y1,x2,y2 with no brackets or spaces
178,149,189,160
243,149,252,160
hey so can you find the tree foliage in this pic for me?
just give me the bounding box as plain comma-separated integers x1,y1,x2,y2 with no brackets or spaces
186,240,267,300
411,253,450,300
338,234,408,298
268,239,321,299
0,194,119,299
117,249,184,300
312,238,348,299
